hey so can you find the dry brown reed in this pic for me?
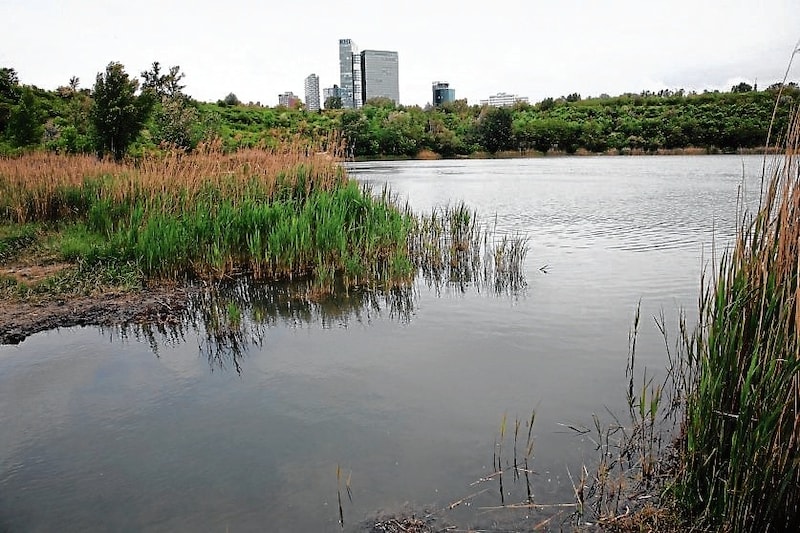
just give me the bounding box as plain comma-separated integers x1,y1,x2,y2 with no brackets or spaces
674,104,800,532
0,139,346,223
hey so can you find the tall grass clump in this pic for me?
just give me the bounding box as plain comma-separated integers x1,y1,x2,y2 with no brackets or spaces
0,140,416,287
676,108,800,531
408,203,529,293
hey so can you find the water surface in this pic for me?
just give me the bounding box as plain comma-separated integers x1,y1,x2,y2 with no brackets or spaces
0,155,767,531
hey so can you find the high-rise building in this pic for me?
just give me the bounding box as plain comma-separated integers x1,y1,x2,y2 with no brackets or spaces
339,39,358,108
278,91,300,108
323,84,342,100
479,92,529,107
304,74,320,112
351,53,363,108
432,81,455,107
360,50,399,104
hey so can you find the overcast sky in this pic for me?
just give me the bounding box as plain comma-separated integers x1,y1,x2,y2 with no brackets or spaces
2,0,799,107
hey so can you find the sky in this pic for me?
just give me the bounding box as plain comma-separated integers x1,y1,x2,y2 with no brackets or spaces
2,0,799,107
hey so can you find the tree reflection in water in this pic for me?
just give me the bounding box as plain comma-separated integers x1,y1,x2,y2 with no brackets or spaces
112,228,527,374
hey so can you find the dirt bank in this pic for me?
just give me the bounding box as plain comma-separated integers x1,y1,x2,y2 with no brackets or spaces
0,285,191,345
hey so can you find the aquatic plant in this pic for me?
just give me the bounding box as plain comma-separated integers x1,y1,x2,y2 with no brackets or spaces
0,140,529,294
0,141,417,286
674,107,800,532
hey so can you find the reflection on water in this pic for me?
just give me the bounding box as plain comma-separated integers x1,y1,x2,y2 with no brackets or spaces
117,251,527,374
115,280,418,374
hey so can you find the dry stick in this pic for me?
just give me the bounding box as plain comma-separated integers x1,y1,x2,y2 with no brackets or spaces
478,502,578,511
513,418,520,482
446,488,490,510
336,464,344,529
469,470,503,486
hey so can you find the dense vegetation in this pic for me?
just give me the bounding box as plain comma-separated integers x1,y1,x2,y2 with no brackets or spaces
1,63,798,159
672,111,800,532
0,143,527,298
4,60,800,531
0,146,416,296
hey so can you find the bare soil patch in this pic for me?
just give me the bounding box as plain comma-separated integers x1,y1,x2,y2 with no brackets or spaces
1,262,71,284
0,285,191,345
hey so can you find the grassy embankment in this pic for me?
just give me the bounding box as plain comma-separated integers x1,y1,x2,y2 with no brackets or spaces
0,142,524,300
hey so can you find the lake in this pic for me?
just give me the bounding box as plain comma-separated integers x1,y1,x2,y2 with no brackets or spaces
0,155,767,531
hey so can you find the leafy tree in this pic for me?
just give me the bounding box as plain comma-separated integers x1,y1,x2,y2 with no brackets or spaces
324,96,342,109
91,62,153,160
339,109,376,156
140,62,203,150
7,87,43,147
365,97,395,109
222,92,240,106
0,67,20,134
0,67,19,101
478,106,513,153
538,97,555,111
731,82,753,93
151,97,204,150
142,62,185,99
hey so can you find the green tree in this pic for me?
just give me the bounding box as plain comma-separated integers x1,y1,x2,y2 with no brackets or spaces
7,87,43,147
141,62,203,150
222,92,240,106
731,82,753,93
141,62,185,98
151,97,204,150
0,67,20,135
478,106,513,153
91,62,153,160
324,96,342,109
537,97,555,111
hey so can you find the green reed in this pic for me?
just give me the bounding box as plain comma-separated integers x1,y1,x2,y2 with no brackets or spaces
1,144,529,295
674,108,800,531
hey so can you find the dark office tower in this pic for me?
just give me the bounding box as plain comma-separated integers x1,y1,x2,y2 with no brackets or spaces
360,50,399,104
432,81,455,106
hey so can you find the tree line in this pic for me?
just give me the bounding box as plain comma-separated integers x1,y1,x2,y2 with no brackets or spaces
1,62,798,160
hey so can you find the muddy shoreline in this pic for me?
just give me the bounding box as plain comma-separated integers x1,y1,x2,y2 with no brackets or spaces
0,285,192,345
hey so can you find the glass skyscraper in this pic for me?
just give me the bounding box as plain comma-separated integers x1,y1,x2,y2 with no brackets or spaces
339,39,400,107
338,39,358,109
360,50,399,104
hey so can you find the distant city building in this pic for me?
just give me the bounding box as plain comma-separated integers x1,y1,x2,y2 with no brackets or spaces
339,39,400,107
304,74,320,112
278,91,300,108
352,52,364,108
432,81,455,107
323,84,342,101
339,38,359,108
361,50,400,104
323,85,341,100
479,92,529,107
